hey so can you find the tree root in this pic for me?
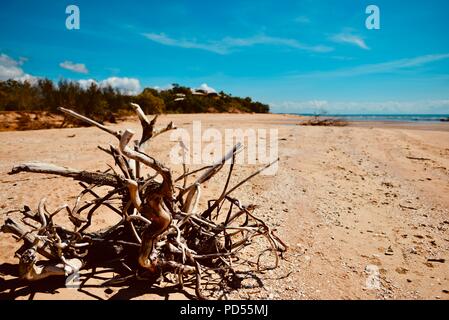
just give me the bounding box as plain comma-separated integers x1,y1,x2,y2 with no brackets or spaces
1,104,286,299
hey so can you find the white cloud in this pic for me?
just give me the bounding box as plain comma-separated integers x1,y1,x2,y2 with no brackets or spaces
271,100,329,113
0,53,37,82
0,54,23,78
294,53,449,78
270,99,449,114
15,74,39,83
330,33,369,50
199,83,217,93
78,77,141,95
143,33,333,54
100,77,141,95
60,61,89,74
0,53,139,94
78,79,98,89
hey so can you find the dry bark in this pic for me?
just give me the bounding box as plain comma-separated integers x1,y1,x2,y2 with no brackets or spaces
1,104,286,299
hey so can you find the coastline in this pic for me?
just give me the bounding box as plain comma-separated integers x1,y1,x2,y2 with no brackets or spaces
275,113,449,130
280,113,449,132
2,110,449,133
347,120,449,132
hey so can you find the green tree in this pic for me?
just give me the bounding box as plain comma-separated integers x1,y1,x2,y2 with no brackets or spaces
136,89,165,114
0,79,269,116
37,79,56,112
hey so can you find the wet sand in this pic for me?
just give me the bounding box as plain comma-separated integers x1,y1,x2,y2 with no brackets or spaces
348,121,449,132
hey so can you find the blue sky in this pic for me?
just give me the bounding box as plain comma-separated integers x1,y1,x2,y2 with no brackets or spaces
1,0,449,114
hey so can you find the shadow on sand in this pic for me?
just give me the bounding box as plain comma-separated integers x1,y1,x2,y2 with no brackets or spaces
0,262,197,300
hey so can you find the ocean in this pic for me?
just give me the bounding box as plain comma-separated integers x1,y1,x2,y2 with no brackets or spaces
294,114,449,122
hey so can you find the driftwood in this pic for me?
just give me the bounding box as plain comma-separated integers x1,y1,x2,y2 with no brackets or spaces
1,104,286,299
9,162,124,187
406,156,431,161
299,117,348,127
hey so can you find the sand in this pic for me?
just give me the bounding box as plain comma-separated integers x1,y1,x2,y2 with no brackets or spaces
0,113,448,300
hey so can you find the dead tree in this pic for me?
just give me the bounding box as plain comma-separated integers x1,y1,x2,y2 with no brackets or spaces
1,104,287,299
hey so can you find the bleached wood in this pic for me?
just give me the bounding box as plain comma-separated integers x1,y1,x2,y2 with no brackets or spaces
1,218,55,259
58,107,121,139
10,162,123,187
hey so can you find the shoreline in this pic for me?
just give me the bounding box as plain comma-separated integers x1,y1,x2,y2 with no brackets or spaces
276,113,449,131
346,120,449,132
1,110,449,132
280,114,449,132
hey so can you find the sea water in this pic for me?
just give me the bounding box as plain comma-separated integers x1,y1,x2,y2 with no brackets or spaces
293,114,449,122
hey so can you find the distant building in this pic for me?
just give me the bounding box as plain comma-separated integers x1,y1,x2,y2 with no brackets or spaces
173,93,186,101
190,88,206,96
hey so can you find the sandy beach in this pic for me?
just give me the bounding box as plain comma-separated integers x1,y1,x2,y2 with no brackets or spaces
1,113,448,300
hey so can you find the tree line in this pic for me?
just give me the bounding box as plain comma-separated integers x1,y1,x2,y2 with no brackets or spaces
0,79,269,121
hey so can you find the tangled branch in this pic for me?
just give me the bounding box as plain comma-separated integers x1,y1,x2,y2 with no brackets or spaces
1,104,286,299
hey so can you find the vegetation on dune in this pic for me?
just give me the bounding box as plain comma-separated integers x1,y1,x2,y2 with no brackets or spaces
0,79,270,122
